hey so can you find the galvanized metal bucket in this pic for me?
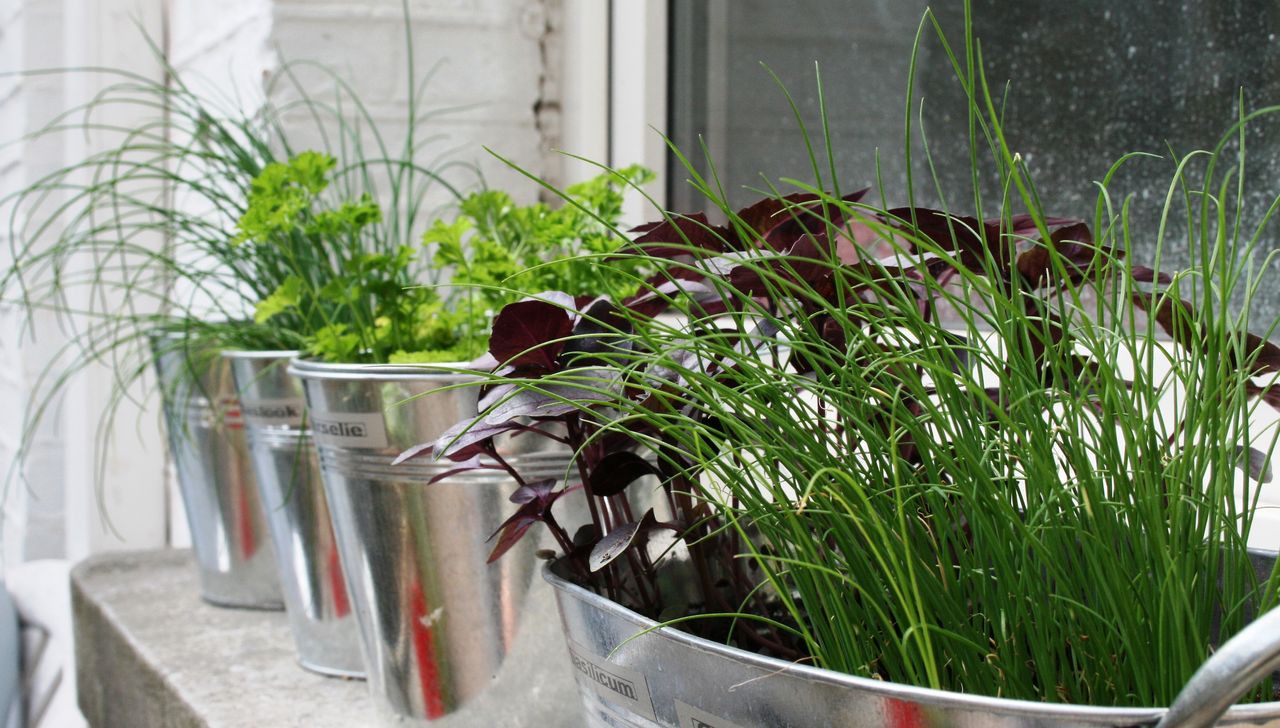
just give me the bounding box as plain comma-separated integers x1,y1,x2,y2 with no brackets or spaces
224,350,364,677
546,552,1280,728
289,357,581,725
153,340,283,609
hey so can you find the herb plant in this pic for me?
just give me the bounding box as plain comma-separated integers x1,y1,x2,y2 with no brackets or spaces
246,162,654,364
415,9,1280,709
429,164,653,302
1,7,461,482
425,168,1280,707
236,151,476,364
394,165,654,363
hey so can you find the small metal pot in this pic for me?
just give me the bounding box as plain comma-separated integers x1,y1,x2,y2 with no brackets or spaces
545,553,1280,728
225,350,364,677
289,357,579,724
153,339,282,609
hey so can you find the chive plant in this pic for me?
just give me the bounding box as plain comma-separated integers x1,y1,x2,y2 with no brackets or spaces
609,177,1280,705
1,7,465,485
4,42,464,352
422,5,1280,707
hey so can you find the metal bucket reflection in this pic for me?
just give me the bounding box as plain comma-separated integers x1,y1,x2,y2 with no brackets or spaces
225,350,364,677
545,552,1280,728
153,341,282,609
290,357,574,724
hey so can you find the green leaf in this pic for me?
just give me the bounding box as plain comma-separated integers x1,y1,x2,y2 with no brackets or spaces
253,276,303,324
307,194,383,237
424,218,474,267
289,150,338,194
389,347,474,364
308,323,361,361
233,151,348,246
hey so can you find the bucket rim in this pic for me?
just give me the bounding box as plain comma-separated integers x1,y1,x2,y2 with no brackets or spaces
542,556,1280,721
287,355,483,383
222,348,301,361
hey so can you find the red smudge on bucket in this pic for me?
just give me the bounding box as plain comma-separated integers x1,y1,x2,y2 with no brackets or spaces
326,542,350,617
234,478,256,559
409,581,445,718
887,698,925,728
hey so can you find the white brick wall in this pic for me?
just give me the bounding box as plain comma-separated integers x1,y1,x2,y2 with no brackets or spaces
267,0,560,203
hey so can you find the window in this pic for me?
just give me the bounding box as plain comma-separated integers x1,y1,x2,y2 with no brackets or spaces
665,0,1280,256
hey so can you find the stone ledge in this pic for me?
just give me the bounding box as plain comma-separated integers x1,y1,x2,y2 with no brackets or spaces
72,549,370,728
71,549,586,727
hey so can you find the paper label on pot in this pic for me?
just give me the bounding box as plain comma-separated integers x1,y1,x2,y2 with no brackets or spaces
566,640,656,720
239,397,306,428
309,412,389,448
676,701,745,728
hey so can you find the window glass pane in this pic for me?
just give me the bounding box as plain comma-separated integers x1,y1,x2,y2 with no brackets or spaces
668,1,1280,314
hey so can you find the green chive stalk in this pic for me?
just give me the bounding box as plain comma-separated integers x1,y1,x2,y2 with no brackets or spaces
490,3,1280,706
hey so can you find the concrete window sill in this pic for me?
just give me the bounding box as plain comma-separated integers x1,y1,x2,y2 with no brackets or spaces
71,549,586,727
71,549,373,728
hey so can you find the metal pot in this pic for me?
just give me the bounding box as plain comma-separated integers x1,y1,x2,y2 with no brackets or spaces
225,350,364,677
153,340,282,609
289,357,582,725
545,552,1280,728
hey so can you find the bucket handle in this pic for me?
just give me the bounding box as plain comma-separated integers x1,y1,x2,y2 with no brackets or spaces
1156,604,1280,727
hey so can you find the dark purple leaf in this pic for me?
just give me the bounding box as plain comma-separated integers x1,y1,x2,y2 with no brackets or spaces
478,385,583,425
1045,222,1098,260
724,218,878,299
787,314,849,375
489,299,574,370
1014,223,1101,287
572,523,600,548
432,418,509,461
1131,266,1172,284
401,440,502,483
1132,292,1280,376
426,455,503,484
392,441,434,466
588,451,661,497
557,298,633,367
743,190,870,248
1005,214,1076,236
631,213,726,258
760,208,834,254
588,509,655,572
1229,327,1279,376
487,513,539,563
726,257,832,297
888,207,993,271
1248,382,1280,411
889,207,1083,277
633,191,869,261
1235,445,1273,483
486,479,570,563
509,478,557,504
734,193,818,238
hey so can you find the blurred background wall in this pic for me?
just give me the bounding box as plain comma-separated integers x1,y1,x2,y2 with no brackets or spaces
0,0,598,570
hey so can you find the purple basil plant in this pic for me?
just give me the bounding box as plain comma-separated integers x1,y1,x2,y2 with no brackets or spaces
395,189,1280,657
